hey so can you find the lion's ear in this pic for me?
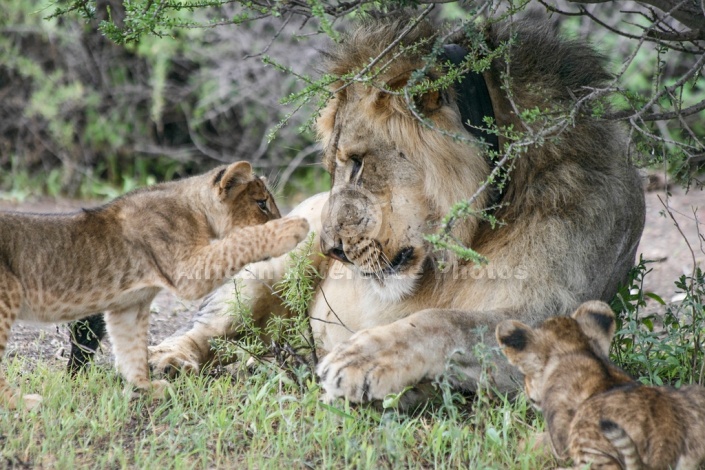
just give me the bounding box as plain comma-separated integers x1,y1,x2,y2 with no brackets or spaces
496,320,541,375
381,73,446,114
571,301,616,356
415,88,446,114
214,161,253,201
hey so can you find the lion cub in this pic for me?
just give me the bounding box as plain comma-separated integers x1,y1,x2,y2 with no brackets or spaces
0,161,309,410
496,301,705,470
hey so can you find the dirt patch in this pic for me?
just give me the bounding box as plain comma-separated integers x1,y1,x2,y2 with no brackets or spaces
2,183,704,370
637,183,704,302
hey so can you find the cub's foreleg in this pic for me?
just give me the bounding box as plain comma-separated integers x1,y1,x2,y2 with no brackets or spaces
105,297,168,398
150,192,326,377
0,266,42,409
172,217,309,300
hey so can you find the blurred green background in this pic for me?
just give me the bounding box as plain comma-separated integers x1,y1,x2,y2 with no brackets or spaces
1,0,702,201
0,0,329,202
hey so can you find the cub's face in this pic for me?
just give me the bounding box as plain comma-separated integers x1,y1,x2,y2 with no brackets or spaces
210,161,281,235
495,301,617,410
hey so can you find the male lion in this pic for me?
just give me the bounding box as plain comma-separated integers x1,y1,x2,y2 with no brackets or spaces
144,16,645,402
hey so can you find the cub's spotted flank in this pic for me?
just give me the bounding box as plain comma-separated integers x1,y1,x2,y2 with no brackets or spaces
496,301,705,470
0,161,309,409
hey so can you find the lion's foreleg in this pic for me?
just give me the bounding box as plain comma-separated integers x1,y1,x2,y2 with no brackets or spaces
316,308,517,403
150,193,329,377
150,255,298,376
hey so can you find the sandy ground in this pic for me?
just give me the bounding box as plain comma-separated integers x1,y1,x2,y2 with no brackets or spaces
2,181,704,371
638,183,705,301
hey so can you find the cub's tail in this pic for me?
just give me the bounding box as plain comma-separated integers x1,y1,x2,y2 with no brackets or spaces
599,419,644,470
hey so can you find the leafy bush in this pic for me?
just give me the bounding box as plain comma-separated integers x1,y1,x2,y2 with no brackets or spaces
611,256,705,386
211,232,320,384
0,0,322,196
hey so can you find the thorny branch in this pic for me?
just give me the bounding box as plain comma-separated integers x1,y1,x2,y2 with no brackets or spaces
31,0,705,190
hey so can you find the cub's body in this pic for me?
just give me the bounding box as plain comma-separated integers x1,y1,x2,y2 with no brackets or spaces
0,161,309,409
3,210,167,324
496,301,705,470
570,384,705,469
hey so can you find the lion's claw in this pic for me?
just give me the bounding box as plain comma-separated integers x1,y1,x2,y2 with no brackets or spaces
316,328,429,403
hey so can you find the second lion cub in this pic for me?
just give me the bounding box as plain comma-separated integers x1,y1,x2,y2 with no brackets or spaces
496,301,705,470
0,161,309,410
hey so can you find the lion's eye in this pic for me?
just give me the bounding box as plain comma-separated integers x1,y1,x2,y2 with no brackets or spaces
256,199,268,212
350,156,363,181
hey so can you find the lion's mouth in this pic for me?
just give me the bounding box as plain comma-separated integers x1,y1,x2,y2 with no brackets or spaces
360,246,416,278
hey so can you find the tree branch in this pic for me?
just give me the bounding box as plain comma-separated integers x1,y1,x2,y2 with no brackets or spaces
569,0,705,31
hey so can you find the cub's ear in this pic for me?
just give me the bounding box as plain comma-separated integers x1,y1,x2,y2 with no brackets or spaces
214,161,253,200
496,320,540,374
571,301,616,356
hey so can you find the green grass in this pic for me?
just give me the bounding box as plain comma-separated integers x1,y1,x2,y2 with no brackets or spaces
0,234,551,469
3,260,704,469
3,234,703,469
1,357,552,469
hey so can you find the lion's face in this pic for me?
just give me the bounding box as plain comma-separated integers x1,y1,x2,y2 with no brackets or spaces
315,22,493,302
319,96,432,300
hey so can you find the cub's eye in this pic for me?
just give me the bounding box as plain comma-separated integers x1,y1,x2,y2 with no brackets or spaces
256,199,268,211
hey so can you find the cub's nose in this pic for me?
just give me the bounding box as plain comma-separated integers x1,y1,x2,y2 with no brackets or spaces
325,242,352,264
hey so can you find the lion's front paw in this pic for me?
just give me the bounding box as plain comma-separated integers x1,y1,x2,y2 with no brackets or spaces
316,329,428,403
149,340,201,379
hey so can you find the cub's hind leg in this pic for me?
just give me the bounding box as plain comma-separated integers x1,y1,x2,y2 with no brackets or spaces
67,313,106,376
0,267,42,410
105,297,168,399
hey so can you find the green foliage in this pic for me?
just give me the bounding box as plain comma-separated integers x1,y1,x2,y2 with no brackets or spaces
279,166,332,203
1,0,319,197
424,199,501,265
611,256,705,386
0,352,552,469
559,13,705,182
211,232,320,381
275,233,321,317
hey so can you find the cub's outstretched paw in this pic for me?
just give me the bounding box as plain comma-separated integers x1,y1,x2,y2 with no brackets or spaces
316,328,429,403
270,217,310,257
149,340,201,379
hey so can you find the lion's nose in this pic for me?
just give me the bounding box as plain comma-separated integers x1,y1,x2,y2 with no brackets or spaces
326,242,352,264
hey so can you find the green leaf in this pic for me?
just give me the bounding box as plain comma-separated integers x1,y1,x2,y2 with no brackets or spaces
644,292,666,305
